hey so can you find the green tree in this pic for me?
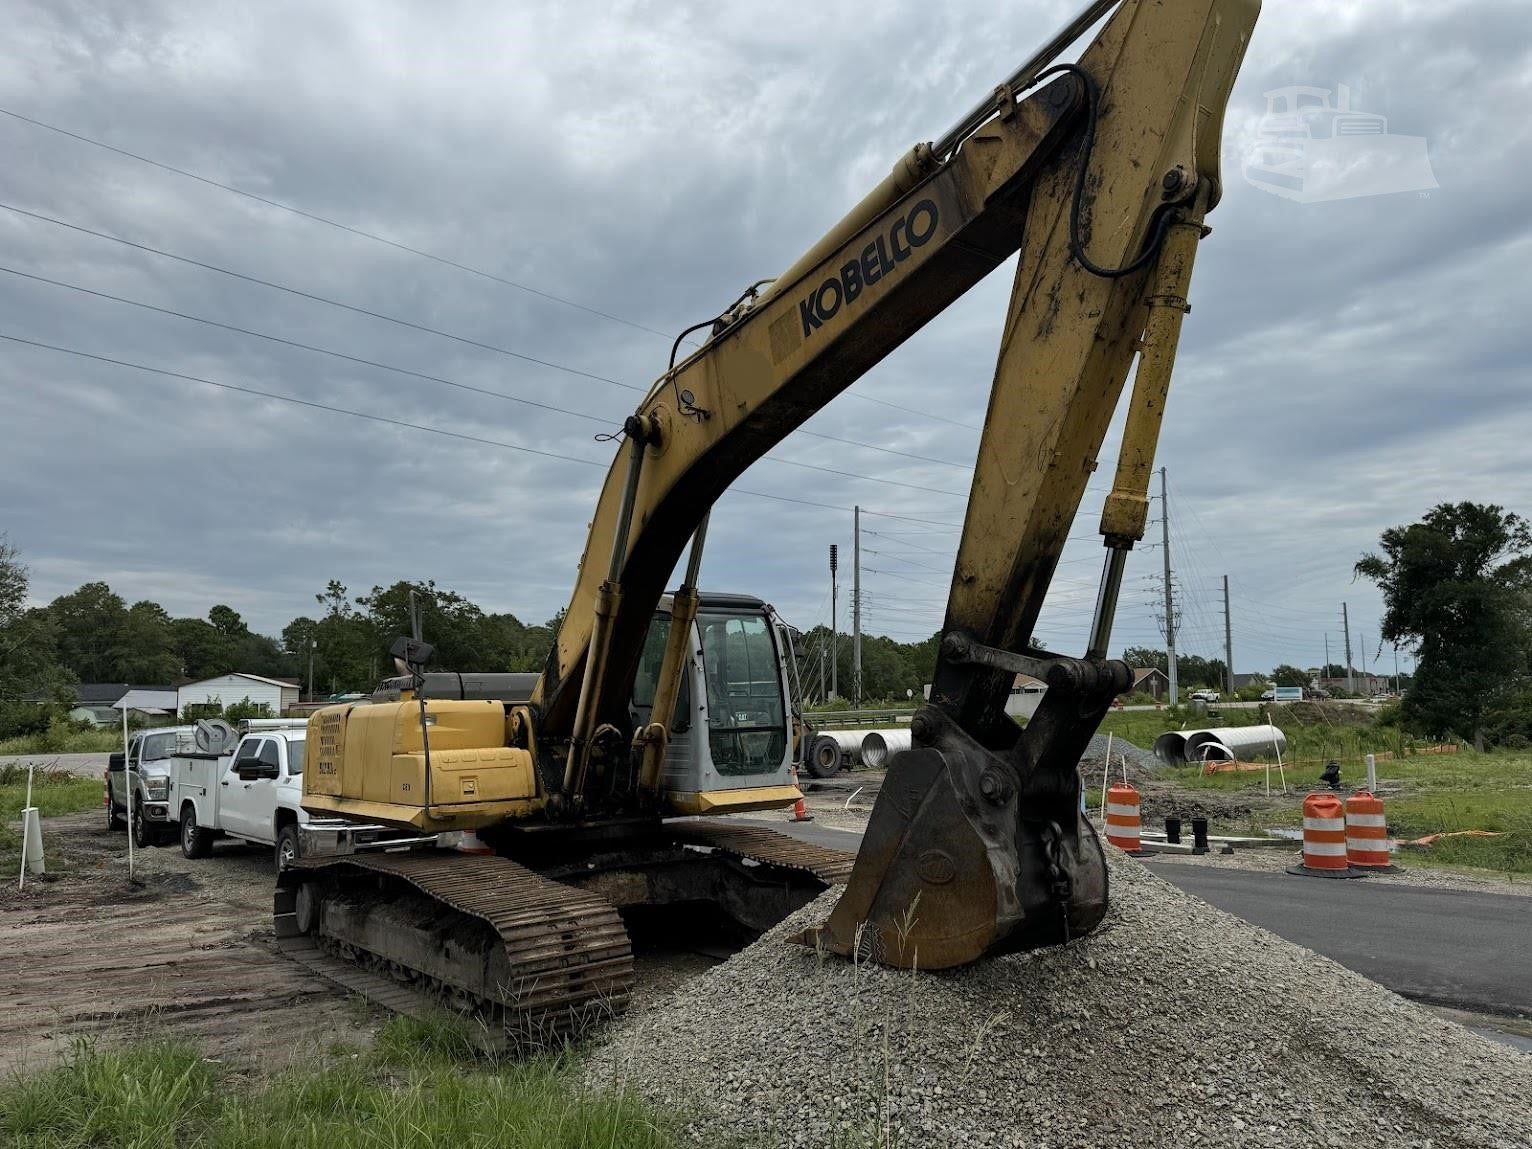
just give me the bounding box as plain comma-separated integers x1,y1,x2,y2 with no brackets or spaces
207,604,246,637
118,601,181,682
46,582,129,682
1121,646,1226,689
1356,502,1532,749
357,580,489,670
306,581,380,694
1270,664,1310,688
1121,646,1167,673
0,533,24,627
171,616,232,679
0,538,72,721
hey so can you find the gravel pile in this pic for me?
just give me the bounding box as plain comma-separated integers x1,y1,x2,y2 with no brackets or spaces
1082,732,1160,774
586,852,1530,1148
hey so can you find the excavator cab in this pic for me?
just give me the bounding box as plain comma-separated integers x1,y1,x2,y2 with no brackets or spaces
631,593,801,814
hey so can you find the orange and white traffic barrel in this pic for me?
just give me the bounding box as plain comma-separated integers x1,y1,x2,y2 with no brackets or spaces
1286,792,1364,878
1345,790,1398,872
1104,783,1148,855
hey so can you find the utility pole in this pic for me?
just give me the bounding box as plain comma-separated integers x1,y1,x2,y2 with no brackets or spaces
1160,467,1178,705
1222,574,1233,694
1360,631,1368,691
1324,633,1330,679
853,506,862,707
307,637,316,703
829,544,839,700
819,646,826,704
1393,646,1401,694
1342,602,1355,694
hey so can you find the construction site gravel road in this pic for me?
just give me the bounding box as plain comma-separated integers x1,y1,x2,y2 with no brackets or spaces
586,850,1532,1149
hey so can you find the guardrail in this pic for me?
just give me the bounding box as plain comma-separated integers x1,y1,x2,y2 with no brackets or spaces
805,709,917,728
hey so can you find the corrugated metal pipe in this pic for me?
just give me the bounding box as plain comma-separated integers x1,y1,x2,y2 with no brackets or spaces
1185,725,1287,763
1154,725,1287,764
861,730,913,769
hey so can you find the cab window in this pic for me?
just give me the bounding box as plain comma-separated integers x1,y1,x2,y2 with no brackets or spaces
631,614,691,727
286,740,305,775
697,612,786,775
140,732,178,761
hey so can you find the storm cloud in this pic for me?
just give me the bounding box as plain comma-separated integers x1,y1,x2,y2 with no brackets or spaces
3,0,1527,677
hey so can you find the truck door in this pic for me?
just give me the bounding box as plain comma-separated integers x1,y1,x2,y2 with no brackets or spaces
112,736,139,806
222,737,280,841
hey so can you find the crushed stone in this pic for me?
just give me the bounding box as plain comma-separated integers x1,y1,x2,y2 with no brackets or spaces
586,851,1531,1148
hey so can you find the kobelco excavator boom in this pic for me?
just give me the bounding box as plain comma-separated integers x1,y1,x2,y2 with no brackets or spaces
290,0,1259,1041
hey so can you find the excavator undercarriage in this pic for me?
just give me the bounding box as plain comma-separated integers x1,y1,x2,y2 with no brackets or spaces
276,822,853,1049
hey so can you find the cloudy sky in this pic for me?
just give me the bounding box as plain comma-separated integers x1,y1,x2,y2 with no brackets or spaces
3,0,1527,679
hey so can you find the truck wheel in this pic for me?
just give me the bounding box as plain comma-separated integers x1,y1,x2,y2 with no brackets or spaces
131,804,155,849
276,825,302,874
107,800,126,832
180,805,213,859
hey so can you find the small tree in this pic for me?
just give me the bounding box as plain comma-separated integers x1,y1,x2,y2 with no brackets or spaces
224,696,273,723
1270,664,1309,688
1356,502,1532,750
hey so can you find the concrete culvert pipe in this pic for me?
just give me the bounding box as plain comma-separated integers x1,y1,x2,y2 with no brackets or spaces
861,730,912,769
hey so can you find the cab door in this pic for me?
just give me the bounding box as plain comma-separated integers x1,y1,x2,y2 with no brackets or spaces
222,738,281,842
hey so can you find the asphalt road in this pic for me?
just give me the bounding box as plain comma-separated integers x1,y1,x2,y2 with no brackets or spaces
768,819,1532,1020
0,751,109,776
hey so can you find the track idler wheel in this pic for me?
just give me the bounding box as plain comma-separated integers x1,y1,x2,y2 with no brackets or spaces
794,708,1108,969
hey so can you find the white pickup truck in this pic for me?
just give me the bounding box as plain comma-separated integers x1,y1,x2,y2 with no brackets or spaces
170,722,318,870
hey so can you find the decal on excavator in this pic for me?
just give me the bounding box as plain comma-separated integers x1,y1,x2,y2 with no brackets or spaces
797,198,939,338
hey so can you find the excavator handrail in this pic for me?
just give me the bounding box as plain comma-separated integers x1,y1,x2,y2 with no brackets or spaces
930,0,1123,160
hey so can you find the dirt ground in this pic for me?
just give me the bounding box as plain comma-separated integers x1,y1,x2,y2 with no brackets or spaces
0,811,389,1075
1,809,748,1077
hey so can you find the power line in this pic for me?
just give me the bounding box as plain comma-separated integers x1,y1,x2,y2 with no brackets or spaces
0,329,962,528
0,332,607,466
0,264,615,425
0,105,986,433
0,201,641,393
0,105,676,341
0,257,972,499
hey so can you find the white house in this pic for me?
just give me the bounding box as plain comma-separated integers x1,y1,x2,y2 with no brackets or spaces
177,673,301,717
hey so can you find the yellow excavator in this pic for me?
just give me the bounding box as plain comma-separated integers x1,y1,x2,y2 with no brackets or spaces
278,0,1259,1044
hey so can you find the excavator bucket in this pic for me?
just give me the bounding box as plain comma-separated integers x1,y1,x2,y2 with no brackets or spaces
795,704,1110,969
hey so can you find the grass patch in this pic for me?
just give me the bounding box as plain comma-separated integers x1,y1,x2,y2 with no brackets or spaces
2,766,105,873
0,1017,676,1149
1174,750,1532,875
1386,786,1532,875
0,729,125,756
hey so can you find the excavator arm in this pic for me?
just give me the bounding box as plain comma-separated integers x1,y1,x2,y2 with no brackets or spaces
530,0,1258,965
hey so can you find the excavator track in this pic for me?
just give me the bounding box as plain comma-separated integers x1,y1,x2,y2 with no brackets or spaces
273,824,852,1047
669,821,856,884
275,851,633,1051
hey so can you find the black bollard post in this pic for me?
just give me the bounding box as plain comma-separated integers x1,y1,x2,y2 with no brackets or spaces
1191,817,1210,855
1165,816,1182,844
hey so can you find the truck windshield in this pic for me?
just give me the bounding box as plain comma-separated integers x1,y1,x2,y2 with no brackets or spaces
696,611,785,775
287,741,305,775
